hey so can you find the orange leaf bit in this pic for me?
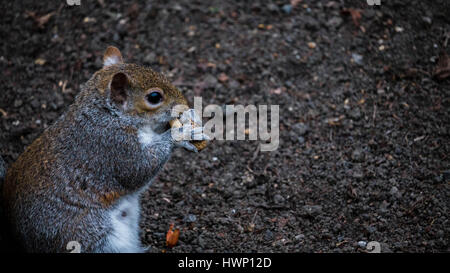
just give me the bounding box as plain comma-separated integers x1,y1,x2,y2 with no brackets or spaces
342,8,362,27
166,223,180,248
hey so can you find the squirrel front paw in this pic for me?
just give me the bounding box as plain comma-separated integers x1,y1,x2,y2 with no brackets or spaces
170,124,210,153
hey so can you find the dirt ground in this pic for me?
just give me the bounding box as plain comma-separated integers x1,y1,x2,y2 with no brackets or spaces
0,0,448,253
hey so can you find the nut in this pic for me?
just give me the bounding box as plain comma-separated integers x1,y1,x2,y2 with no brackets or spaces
169,118,208,151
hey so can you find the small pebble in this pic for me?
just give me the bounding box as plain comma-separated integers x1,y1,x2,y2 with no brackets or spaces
327,16,343,28
394,26,404,32
184,214,197,223
351,53,364,65
302,205,323,216
236,224,244,233
273,194,285,204
281,4,292,14
366,226,377,234
197,236,206,248
349,107,361,120
267,3,279,12
13,99,23,108
144,52,156,63
264,230,274,240
390,186,399,195
292,122,309,136
352,169,364,179
351,148,364,162
358,241,367,248
422,16,432,25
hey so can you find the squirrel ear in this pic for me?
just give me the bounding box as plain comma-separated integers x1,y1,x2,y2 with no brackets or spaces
110,72,128,107
103,46,123,67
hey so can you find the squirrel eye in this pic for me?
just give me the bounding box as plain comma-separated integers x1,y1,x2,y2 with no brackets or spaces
146,90,164,107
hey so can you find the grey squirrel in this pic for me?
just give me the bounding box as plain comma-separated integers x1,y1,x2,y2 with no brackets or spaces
0,46,208,253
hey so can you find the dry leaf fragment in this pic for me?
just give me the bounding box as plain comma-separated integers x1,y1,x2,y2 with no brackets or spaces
218,73,229,83
0,108,7,117
166,223,180,248
325,115,345,126
247,223,255,232
307,42,316,49
336,240,348,247
270,87,286,95
26,10,55,29
413,135,425,142
35,58,46,65
83,17,96,23
433,51,450,80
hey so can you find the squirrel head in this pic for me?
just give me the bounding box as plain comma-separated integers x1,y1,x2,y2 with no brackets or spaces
88,46,189,132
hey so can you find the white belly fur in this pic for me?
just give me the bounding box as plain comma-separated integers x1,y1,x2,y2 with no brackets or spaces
105,193,144,253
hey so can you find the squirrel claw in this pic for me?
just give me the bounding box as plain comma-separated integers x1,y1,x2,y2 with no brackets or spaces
176,140,198,153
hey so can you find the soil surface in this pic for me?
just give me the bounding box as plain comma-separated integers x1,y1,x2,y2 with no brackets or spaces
0,0,449,252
